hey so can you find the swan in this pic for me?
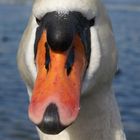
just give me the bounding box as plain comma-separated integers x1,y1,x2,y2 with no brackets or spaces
17,0,126,140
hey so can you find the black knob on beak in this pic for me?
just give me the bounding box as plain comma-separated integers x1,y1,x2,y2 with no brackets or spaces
47,25,74,52
38,104,67,134
46,13,75,52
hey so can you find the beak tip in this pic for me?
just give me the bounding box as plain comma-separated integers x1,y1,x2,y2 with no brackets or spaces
37,103,68,134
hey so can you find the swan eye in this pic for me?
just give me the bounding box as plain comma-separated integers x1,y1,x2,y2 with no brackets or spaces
89,17,95,27
36,18,41,25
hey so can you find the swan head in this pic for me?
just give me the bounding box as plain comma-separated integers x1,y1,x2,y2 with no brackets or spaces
28,0,117,135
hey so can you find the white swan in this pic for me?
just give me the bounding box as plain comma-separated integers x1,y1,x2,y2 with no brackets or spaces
17,0,126,140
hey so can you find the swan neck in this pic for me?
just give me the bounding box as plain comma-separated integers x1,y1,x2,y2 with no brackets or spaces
67,86,126,140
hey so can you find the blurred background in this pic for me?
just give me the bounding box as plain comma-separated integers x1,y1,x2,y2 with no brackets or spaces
0,0,140,140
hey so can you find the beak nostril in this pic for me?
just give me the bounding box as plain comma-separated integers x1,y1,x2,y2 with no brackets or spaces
37,103,67,134
45,43,50,71
65,47,75,76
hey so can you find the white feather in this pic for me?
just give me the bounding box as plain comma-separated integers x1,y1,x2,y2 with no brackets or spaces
82,27,101,94
33,0,99,19
25,25,37,82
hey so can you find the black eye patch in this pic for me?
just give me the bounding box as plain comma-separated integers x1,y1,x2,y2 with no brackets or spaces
89,17,96,27
36,18,41,25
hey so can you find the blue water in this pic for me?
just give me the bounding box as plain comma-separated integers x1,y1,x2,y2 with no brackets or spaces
0,1,140,140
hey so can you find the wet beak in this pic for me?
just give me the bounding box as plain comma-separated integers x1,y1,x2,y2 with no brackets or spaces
28,30,87,134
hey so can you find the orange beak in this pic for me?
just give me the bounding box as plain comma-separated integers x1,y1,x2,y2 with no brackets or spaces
28,30,87,133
